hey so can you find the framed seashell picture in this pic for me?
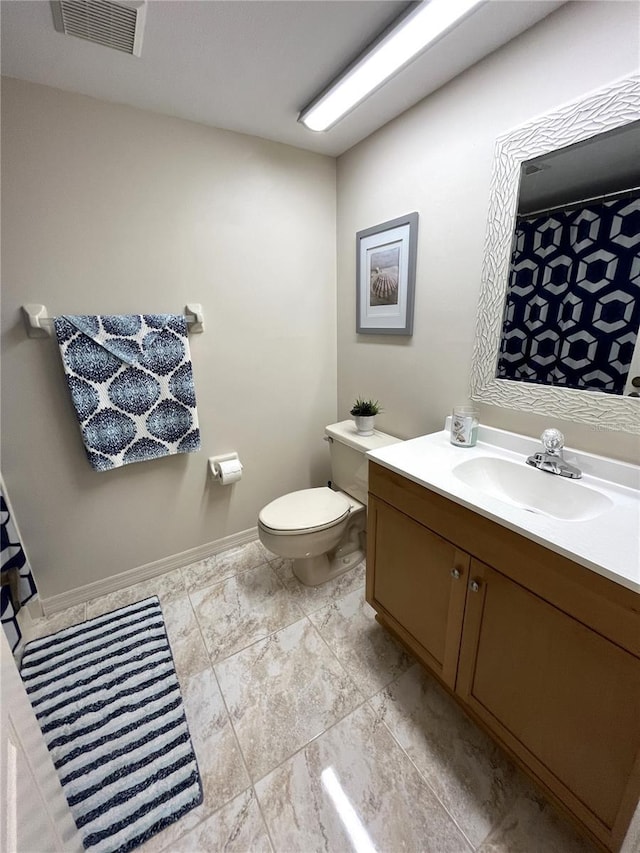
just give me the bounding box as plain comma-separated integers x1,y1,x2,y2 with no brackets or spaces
356,211,418,335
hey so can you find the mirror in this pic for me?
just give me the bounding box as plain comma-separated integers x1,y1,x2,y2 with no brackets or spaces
497,122,640,396
471,73,640,434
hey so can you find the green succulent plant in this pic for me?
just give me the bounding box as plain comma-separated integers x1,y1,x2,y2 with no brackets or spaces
350,398,382,417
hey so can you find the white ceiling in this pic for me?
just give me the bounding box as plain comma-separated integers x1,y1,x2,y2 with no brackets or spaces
1,0,566,157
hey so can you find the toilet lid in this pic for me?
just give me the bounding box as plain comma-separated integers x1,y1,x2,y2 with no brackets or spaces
259,488,350,533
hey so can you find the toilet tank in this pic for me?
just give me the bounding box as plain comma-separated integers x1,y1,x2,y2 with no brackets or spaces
325,420,403,505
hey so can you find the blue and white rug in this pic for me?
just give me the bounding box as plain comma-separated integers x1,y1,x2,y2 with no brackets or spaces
20,597,202,853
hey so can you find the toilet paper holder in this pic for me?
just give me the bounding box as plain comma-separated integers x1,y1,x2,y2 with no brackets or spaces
209,452,243,483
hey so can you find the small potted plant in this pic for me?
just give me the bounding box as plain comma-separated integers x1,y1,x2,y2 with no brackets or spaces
350,398,382,436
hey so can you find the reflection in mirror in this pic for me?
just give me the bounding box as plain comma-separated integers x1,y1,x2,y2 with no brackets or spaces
471,74,640,433
496,121,640,396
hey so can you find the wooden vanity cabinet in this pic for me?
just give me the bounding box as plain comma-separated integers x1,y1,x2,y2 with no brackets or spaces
366,462,640,853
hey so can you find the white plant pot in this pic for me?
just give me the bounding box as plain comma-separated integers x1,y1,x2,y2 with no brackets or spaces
354,415,375,436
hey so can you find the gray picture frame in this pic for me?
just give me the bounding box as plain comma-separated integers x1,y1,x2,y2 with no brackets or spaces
356,212,418,335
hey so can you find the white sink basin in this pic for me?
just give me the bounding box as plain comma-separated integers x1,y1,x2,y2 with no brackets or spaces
367,423,639,591
453,456,614,521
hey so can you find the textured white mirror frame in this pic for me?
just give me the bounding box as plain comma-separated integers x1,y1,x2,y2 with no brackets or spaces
470,74,640,435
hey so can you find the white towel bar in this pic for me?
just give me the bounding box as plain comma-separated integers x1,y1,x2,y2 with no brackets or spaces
21,304,205,338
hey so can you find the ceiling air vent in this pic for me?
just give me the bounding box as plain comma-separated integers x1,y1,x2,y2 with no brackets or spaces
51,0,146,56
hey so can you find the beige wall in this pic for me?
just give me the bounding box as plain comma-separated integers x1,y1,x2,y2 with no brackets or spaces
3,2,640,602
1,78,337,599
336,1,640,462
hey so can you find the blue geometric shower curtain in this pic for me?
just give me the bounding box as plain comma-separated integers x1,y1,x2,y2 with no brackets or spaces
1,480,38,654
496,196,640,394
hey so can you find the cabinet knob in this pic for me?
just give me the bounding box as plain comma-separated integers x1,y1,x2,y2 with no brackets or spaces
469,580,481,592
451,568,461,580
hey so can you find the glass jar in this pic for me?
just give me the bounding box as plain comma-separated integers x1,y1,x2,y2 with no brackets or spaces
450,405,479,447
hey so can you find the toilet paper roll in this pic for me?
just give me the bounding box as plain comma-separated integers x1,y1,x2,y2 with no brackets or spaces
216,458,243,485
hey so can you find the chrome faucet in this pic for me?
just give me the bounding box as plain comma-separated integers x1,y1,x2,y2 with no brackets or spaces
526,429,582,479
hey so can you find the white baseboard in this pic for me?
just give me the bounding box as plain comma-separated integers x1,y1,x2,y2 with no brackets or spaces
41,527,259,615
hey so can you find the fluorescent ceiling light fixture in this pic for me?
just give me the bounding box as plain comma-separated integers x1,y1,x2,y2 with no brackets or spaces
299,0,485,132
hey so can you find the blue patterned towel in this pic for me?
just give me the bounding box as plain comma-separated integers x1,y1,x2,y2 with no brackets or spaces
54,314,201,471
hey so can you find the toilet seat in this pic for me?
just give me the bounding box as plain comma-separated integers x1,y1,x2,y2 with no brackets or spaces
258,487,350,535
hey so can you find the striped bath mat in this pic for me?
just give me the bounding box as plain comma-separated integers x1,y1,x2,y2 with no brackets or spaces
20,597,202,853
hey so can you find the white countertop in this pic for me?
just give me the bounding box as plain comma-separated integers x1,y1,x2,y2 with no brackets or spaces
367,423,640,594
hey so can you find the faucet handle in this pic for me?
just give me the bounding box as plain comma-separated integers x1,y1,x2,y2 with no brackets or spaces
541,428,564,454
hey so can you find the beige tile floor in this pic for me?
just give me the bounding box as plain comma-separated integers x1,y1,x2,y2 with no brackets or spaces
24,541,598,853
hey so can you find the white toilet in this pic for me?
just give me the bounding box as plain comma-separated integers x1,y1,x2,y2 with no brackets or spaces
258,420,402,586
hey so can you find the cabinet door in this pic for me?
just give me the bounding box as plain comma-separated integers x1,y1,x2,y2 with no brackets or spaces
457,559,640,848
367,496,469,689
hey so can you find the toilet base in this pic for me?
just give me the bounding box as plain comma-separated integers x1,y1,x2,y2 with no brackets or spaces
292,532,364,587
292,548,363,587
